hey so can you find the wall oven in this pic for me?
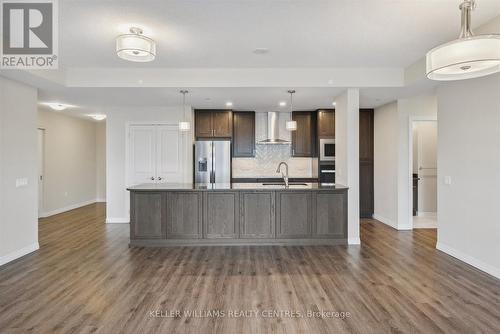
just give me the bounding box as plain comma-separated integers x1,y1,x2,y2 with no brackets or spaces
319,139,335,161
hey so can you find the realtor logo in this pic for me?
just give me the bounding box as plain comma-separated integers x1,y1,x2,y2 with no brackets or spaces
1,0,58,69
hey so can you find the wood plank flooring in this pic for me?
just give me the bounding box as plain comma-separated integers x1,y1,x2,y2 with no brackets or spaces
1,203,500,333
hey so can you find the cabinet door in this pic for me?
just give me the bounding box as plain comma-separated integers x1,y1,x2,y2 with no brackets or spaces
276,192,312,238
205,192,239,238
240,192,274,238
233,112,255,157
195,111,213,138
213,111,233,138
359,161,374,218
318,110,335,138
130,192,165,239
313,192,346,238
359,110,374,161
291,111,316,157
166,192,202,239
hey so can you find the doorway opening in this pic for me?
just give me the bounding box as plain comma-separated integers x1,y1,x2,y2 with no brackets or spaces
411,120,437,229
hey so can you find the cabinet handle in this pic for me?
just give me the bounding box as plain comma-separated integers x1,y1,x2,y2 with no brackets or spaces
150,177,155,180
157,177,162,181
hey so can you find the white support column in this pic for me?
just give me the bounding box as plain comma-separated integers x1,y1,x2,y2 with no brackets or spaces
335,89,360,245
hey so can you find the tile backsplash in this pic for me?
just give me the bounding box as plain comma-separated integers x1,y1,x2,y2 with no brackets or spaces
232,144,317,178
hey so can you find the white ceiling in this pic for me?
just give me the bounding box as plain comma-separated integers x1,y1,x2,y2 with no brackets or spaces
4,0,500,116
59,0,500,68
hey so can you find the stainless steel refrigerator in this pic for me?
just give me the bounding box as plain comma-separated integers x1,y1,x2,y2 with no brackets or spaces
194,140,231,183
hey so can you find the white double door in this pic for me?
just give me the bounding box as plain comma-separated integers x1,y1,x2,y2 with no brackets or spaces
128,124,185,185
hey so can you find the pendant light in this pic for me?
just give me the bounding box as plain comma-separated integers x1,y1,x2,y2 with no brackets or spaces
179,90,191,132
426,0,500,81
286,90,297,131
116,27,156,62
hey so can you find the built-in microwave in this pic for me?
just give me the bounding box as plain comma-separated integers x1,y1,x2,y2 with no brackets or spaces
319,138,335,161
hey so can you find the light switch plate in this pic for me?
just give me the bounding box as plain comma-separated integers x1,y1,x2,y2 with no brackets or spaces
15,178,28,188
444,176,452,185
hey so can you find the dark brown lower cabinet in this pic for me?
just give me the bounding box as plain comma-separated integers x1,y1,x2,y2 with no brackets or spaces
166,192,202,239
240,191,275,238
205,192,239,238
359,161,374,218
276,192,312,238
313,192,347,238
130,192,165,239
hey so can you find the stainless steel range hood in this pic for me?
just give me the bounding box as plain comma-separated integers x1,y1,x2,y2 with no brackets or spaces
257,112,291,145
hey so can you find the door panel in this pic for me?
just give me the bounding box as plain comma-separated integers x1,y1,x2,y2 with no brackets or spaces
195,111,213,138
213,141,231,183
167,192,202,239
416,121,438,213
130,192,165,239
156,125,183,183
213,111,232,137
318,110,335,138
129,126,156,184
240,192,275,238
314,192,346,238
205,192,239,238
276,192,312,238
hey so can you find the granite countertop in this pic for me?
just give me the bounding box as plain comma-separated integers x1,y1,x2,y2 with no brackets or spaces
127,182,348,192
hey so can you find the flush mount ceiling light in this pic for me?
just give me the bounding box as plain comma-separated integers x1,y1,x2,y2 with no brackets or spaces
89,114,106,121
426,0,500,81
279,101,287,107
286,90,297,131
44,102,73,111
116,27,156,62
178,90,191,132
225,101,233,108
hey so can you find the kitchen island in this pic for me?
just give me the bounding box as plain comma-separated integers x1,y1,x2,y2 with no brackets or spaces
127,182,348,246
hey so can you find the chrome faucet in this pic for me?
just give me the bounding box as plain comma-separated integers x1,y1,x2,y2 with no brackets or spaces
276,162,289,187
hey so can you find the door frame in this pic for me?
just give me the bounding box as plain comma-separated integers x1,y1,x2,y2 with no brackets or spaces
408,116,437,230
37,128,45,218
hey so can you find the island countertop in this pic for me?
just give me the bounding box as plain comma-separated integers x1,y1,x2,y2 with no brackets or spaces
127,182,348,192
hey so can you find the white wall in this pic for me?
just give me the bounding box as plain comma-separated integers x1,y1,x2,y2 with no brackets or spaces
105,106,193,223
335,88,360,244
373,93,437,229
96,121,106,201
437,73,500,279
0,77,39,266
373,102,399,227
38,110,101,216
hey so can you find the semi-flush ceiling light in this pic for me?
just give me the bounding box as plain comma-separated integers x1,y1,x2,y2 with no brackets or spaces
179,90,191,132
89,114,106,121
116,27,156,62
426,0,500,81
286,90,297,131
44,102,72,111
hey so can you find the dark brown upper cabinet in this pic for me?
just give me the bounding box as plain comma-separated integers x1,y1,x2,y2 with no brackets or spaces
291,111,317,157
359,109,374,161
232,111,255,157
195,110,233,139
317,109,335,138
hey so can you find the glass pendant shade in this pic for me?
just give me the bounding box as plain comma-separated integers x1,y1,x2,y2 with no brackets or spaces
178,90,190,132
426,35,500,81
286,121,297,131
116,28,156,62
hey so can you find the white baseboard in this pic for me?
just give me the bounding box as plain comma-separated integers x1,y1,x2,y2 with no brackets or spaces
96,198,107,203
348,237,361,245
0,242,39,267
39,199,103,218
372,213,397,229
106,217,130,224
417,211,437,217
436,241,500,280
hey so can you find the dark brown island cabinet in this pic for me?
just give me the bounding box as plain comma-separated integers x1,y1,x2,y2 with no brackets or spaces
232,111,255,157
194,109,233,138
291,111,317,157
127,183,348,246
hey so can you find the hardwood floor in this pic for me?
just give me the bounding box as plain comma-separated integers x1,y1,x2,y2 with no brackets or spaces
1,203,500,333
